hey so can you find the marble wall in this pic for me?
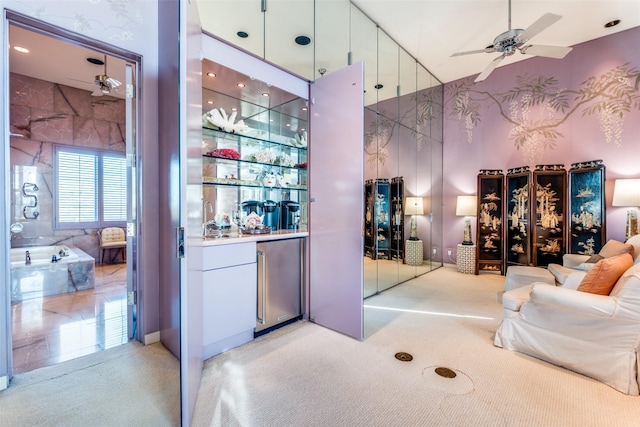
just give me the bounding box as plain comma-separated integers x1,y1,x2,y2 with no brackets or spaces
9,72,126,260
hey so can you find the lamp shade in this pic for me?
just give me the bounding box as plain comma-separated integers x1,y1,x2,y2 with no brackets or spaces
405,197,424,216
456,195,477,216
612,179,640,207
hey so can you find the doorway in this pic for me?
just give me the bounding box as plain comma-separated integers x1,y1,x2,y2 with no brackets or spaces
6,20,139,374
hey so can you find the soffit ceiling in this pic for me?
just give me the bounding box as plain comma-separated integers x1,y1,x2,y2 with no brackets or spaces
7,1,639,107
197,0,640,84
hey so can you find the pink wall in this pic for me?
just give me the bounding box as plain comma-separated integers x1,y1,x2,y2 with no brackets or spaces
443,26,640,262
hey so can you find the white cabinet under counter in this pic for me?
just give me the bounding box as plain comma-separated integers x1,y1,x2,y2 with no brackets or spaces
189,241,257,360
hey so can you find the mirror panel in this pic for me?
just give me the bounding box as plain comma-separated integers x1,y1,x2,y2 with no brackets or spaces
264,0,315,79
398,47,417,129
350,4,378,108
314,0,350,80
376,29,400,292
198,1,265,59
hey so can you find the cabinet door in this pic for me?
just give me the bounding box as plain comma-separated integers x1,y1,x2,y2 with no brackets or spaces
202,263,257,347
309,63,364,340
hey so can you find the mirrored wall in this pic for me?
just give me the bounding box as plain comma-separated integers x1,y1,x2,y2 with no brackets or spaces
197,0,444,297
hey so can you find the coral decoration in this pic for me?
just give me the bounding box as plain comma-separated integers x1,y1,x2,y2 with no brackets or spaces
207,148,241,159
244,150,276,164
294,131,308,147
203,108,250,134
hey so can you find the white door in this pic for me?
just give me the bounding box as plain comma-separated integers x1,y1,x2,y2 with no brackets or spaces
309,63,364,340
179,0,203,425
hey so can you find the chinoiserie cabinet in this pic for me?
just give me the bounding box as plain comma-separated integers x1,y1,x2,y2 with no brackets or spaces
506,166,533,267
568,160,606,256
532,164,567,267
476,170,505,274
364,176,405,260
365,178,390,259
390,176,405,261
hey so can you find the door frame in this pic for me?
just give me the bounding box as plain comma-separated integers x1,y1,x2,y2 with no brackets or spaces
1,10,143,381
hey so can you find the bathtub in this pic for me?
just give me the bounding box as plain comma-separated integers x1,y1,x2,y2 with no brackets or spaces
10,245,95,302
11,245,79,266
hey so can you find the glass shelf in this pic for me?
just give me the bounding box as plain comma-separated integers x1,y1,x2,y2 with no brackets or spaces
202,154,308,172
202,126,308,153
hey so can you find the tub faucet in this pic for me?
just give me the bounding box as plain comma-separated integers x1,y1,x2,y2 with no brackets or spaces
25,250,31,265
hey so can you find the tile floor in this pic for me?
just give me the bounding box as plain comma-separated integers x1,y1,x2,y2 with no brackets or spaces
11,263,128,374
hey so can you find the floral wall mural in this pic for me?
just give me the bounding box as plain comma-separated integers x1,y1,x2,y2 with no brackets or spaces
447,63,640,165
442,26,640,260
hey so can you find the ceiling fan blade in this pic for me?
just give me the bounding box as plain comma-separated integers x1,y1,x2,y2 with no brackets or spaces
521,44,573,59
451,47,495,57
518,13,562,42
475,55,505,82
106,77,122,88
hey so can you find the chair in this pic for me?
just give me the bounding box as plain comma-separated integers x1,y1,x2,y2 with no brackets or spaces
98,227,127,264
495,235,640,394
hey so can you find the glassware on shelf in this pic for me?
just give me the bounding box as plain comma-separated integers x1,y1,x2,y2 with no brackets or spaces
232,210,245,235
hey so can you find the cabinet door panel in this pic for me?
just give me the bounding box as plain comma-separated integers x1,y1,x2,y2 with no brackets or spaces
309,63,364,340
532,165,567,267
476,170,505,274
202,263,257,345
506,168,532,267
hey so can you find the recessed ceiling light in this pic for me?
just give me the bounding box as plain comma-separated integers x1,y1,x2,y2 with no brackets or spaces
237,31,249,38
86,57,104,65
286,124,291,127
295,36,311,46
262,93,269,97
302,107,307,111
207,100,214,105
13,46,29,53
231,108,237,111
604,19,621,28
207,72,216,78
237,83,245,88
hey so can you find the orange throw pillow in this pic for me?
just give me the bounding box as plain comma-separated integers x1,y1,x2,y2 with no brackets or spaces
577,253,634,295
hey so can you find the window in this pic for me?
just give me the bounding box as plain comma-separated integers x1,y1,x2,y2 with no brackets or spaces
55,145,127,229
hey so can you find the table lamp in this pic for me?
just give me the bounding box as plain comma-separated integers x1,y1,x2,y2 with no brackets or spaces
612,178,640,241
405,197,424,240
456,195,477,245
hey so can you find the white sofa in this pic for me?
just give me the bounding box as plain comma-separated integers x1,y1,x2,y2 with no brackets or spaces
495,235,640,394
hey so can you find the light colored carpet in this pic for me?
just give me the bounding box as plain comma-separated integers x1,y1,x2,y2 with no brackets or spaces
193,266,640,427
0,341,180,426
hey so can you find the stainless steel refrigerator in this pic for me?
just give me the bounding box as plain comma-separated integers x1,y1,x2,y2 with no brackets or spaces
256,238,303,334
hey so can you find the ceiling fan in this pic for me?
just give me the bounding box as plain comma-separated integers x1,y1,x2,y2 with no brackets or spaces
451,0,573,82
92,54,121,96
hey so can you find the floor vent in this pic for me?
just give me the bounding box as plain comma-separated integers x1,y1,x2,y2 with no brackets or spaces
434,366,457,378
394,352,413,362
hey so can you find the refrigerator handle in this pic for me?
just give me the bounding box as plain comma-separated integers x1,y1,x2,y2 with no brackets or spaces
300,239,304,314
257,250,266,324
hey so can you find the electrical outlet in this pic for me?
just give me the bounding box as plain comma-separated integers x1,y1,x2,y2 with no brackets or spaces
447,248,452,256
